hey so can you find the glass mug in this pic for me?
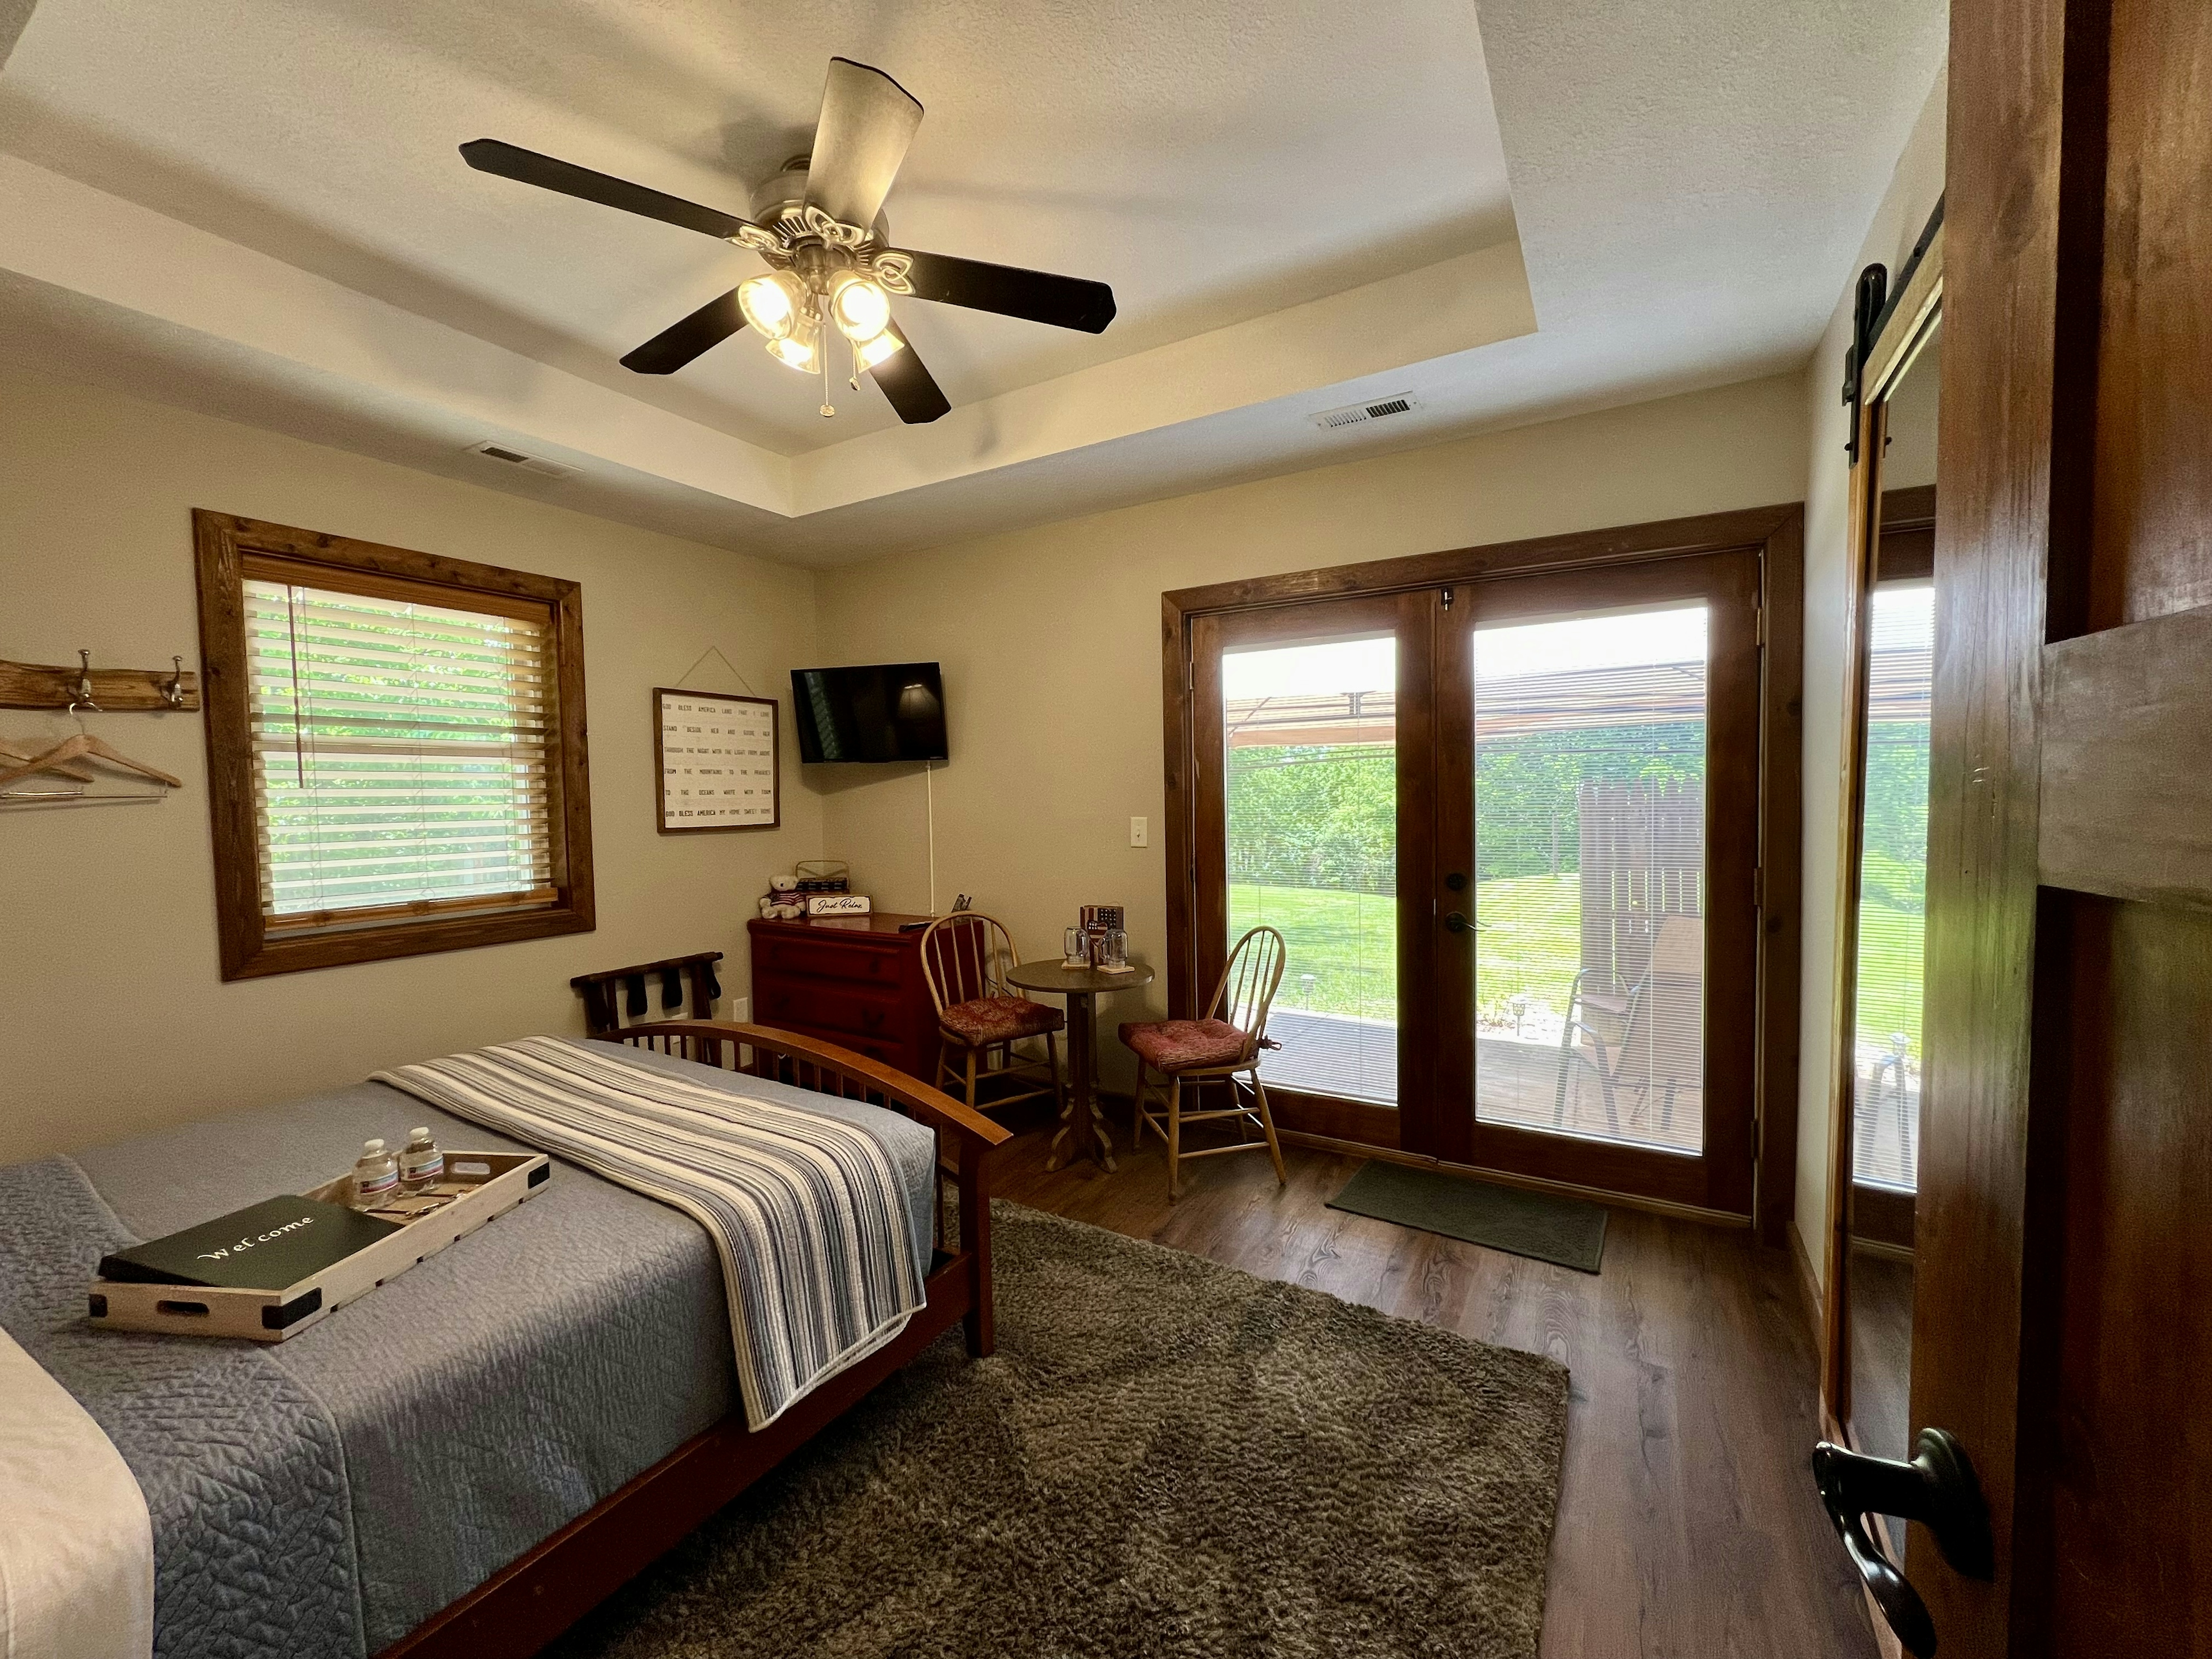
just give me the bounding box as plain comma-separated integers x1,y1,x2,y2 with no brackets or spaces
1064,927,1087,965
1102,929,1129,970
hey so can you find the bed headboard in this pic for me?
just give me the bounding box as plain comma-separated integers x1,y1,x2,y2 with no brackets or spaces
570,953,723,1037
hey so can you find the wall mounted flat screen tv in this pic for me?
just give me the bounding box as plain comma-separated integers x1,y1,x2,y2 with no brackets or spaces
790,662,948,763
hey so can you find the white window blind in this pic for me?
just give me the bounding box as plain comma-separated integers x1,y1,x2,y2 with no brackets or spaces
244,575,557,928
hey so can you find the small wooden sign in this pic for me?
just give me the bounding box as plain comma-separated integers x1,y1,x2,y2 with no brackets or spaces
654,688,779,832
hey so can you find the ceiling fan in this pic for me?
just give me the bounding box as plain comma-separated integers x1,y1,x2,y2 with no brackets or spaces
461,58,1116,426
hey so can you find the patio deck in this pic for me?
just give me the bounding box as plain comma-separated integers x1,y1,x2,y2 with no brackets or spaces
1260,1007,1703,1155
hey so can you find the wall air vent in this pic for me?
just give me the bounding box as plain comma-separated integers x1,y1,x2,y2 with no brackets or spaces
1308,393,1420,431
464,440,575,480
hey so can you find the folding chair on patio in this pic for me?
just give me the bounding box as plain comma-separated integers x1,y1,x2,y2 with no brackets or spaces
1552,912,1702,1138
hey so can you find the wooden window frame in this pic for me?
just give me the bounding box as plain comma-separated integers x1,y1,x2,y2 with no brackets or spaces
193,510,595,980
1160,501,1805,1243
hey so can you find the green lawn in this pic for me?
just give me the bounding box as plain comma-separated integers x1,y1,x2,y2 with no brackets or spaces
1233,877,1927,1054
1855,904,1926,1055
1231,874,1584,1026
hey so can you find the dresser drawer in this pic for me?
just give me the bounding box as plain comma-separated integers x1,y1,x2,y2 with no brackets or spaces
755,934,908,989
757,982,912,1044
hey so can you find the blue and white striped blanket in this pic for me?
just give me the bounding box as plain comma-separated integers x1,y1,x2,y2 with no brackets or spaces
376,1036,925,1429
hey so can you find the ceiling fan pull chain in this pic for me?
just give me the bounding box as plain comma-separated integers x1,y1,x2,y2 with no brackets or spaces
820,334,835,418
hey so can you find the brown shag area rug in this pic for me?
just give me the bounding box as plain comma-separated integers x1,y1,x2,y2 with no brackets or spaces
551,1202,1569,1659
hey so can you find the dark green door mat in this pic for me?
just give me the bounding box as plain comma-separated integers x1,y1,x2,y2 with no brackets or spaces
1328,1161,1608,1273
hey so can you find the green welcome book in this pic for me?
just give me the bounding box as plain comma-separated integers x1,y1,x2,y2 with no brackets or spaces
98,1195,400,1291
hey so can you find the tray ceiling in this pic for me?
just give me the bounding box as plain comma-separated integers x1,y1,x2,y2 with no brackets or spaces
0,0,1946,564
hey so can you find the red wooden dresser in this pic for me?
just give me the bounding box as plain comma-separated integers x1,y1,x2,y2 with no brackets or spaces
747,912,940,1084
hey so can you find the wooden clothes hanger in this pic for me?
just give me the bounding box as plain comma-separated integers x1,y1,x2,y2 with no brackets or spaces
0,716,183,792
0,736,94,782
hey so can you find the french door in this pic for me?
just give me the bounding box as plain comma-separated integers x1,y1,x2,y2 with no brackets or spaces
1184,545,1767,1215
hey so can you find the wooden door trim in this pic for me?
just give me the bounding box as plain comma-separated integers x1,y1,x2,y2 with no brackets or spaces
1161,502,1804,1238
1821,324,1945,1422
1160,501,1800,617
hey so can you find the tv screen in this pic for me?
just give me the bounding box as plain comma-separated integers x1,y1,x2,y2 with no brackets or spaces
790,662,948,763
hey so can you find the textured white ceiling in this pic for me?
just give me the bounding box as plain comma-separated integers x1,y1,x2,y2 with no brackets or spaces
0,0,1949,565
0,0,1513,453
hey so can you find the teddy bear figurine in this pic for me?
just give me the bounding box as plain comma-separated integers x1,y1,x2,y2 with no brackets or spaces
756,872,806,921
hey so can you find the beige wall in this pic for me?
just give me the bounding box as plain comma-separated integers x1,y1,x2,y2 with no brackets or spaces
0,368,820,1165
1,344,1851,1194
814,373,1808,1099
1794,66,1949,1287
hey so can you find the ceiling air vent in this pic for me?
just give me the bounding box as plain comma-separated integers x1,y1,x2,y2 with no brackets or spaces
464,440,574,480
1309,393,1419,431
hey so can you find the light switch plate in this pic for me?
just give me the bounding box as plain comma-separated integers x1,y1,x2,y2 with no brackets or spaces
728,995,750,1023
1130,816,1149,847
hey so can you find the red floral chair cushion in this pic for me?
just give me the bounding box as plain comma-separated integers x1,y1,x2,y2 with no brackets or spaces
1118,1018,1253,1074
939,994,1064,1048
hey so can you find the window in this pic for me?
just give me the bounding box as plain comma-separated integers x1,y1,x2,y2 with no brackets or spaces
195,512,593,978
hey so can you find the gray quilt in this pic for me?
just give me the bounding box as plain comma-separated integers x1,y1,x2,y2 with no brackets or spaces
0,1157,364,1657
6,1041,937,1658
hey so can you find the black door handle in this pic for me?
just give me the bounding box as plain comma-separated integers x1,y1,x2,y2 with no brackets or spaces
1444,911,1470,933
1811,1429,1993,1657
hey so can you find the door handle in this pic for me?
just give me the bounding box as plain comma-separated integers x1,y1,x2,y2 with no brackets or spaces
1810,1429,1993,1657
1443,911,1471,934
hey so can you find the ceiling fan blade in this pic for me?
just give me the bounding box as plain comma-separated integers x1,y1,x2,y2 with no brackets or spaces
889,249,1115,334
869,323,951,424
620,289,749,375
461,139,755,241
804,58,923,230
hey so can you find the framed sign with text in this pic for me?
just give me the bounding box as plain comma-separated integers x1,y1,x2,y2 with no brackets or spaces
653,687,779,832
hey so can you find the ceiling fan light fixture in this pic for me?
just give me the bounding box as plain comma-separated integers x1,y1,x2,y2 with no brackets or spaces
464,55,1113,427
827,270,892,342
767,311,821,372
854,328,905,369
737,271,804,340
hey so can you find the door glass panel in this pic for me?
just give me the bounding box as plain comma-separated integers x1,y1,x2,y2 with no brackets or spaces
1851,582,1931,1192
1470,605,1709,1152
1847,577,1932,1513
1223,634,1397,1104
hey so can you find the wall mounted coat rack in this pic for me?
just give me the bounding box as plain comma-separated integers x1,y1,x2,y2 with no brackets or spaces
0,650,200,711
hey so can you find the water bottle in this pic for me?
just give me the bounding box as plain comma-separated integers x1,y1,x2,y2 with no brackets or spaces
397,1127,444,1195
351,1138,399,1210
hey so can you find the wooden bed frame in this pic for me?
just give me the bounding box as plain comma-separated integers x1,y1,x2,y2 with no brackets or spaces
377,1021,1010,1659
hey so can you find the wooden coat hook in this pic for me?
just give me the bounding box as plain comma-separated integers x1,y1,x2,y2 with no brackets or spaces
0,648,202,711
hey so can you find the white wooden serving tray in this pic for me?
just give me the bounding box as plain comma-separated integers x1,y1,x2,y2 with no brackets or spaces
88,1150,550,1342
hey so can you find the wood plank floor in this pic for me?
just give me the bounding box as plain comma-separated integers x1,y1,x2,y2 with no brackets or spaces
994,1114,1877,1658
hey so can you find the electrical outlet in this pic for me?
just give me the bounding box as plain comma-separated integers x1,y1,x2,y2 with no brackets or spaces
728,995,750,1023
1130,816,1149,848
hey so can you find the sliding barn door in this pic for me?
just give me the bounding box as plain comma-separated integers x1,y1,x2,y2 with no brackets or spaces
1902,0,2212,1649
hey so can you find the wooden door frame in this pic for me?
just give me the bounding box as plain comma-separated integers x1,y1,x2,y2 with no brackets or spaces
1819,456,1943,1430
1160,501,1805,1241
1814,478,1940,1659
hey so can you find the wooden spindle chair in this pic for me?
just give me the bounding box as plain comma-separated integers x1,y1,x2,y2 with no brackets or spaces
1120,926,1288,1199
918,913,1066,1116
